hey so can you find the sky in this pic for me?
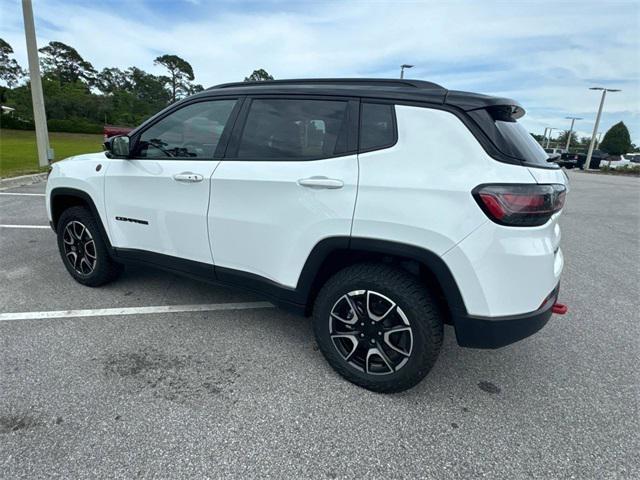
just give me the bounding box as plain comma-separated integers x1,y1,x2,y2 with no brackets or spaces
1,0,639,143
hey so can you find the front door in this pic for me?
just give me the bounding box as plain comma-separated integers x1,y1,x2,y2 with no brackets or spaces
104,98,239,264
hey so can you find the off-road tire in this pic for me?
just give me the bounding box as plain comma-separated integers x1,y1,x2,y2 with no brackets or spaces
56,206,123,287
313,262,443,393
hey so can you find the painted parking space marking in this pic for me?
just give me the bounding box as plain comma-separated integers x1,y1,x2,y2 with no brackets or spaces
0,193,46,196
0,302,274,322
0,224,50,229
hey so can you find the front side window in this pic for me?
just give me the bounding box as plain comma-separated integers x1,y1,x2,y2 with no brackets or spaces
359,102,396,151
236,98,349,160
135,99,237,159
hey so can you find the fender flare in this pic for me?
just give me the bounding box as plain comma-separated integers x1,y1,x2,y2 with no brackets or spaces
296,237,468,318
49,187,114,252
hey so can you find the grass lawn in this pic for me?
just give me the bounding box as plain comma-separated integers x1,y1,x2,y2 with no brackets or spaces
0,129,104,178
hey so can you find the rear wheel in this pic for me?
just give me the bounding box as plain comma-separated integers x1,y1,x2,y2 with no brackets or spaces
313,263,443,393
56,206,123,286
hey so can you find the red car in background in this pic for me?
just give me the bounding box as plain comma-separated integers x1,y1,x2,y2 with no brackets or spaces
103,125,133,143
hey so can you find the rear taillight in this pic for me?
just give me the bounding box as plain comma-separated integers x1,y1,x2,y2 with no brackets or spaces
473,184,566,227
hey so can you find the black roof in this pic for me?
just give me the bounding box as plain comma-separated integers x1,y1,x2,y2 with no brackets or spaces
196,78,524,115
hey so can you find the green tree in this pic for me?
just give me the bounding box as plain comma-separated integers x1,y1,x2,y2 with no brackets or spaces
530,133,545,146
96,67,130,95
555,130,579,149
189,83,204,95
153,54,195,102
0,38,25,88
244,69,274,82
599,121,632,156
38,41,96,86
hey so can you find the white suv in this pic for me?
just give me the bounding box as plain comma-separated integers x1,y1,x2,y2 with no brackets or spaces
46,78,568,393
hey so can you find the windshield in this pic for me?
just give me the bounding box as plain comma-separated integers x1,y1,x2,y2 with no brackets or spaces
494,120,549,166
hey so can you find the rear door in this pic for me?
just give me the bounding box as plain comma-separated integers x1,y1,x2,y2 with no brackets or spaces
104,98,240,264
209,96,359,288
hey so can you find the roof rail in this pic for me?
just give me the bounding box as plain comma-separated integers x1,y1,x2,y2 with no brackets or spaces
208,78,445,90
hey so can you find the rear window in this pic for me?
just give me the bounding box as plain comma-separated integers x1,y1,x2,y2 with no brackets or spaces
495,120,549,165
468,107,554,167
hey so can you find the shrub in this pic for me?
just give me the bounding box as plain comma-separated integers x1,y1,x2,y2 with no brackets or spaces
0,115,34,130
0,115,101,134
47,118,102,134
600,164,640,176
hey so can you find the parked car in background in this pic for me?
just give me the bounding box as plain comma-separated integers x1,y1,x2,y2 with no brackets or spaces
544,147,565,159
103,125,134,143
605,155,633,169
557,150,607,169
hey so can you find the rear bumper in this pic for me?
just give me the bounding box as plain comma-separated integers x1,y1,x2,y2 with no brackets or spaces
454,285,559,349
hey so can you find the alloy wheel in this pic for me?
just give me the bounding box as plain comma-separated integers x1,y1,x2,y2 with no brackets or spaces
329,290,413,375
62,220,97,276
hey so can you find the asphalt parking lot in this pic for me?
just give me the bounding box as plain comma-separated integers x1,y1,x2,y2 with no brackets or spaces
0,171,638,479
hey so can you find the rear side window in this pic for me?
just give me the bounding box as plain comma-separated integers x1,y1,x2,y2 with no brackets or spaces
359,102,396,151
236,98,349,160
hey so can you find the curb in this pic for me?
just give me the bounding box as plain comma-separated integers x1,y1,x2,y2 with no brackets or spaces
0,172,48,190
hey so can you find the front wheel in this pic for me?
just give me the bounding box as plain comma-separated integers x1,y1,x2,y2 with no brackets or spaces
56,206,123,287
313,263,443,393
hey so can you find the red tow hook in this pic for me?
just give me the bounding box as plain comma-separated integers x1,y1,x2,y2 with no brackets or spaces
552,303,568,315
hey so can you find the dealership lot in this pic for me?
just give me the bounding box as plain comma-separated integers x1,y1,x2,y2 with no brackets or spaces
0,171,638,479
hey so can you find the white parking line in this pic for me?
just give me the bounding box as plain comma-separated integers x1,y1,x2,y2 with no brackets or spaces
0,192,45,196
0,302,274,322
0,224,50,229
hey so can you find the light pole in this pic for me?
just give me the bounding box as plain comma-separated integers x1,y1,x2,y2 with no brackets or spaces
596,132,603,149
546,128,561,148
564,116,582,151
542,127,549,146
22,0,51,167
400,64,414,79
584,87,620,170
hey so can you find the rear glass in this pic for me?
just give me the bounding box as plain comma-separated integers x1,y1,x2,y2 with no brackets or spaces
494,120,549,165
468,108,555,167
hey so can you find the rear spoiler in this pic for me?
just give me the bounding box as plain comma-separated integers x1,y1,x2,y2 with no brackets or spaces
445,90,525,119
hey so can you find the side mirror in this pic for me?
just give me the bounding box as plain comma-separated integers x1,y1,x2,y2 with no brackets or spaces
104,135,130,158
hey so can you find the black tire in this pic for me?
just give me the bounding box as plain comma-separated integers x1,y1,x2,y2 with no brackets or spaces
56,206,123,287
313,262,443,393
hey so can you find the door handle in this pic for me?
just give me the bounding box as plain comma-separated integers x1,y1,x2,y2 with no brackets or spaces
173,172,204,183
297,176,344,189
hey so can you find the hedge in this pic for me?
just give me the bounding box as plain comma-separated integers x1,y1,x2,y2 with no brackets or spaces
0,115,102,134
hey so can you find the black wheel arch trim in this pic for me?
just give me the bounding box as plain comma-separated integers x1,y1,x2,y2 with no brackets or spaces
292,237,468,317
49,187,115,253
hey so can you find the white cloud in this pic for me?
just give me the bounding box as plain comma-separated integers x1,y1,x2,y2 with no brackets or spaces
1,0,639,141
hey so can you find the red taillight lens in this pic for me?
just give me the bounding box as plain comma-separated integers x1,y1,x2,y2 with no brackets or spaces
473,184,566,227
